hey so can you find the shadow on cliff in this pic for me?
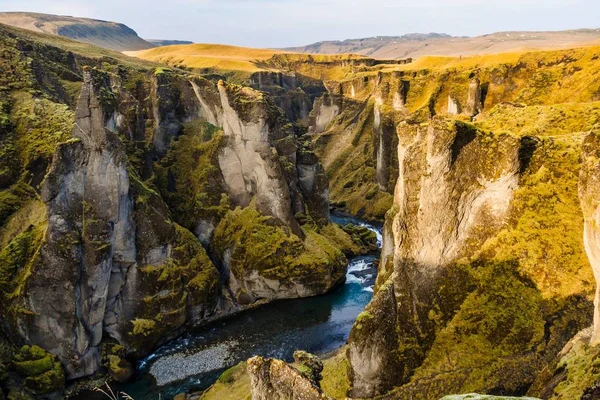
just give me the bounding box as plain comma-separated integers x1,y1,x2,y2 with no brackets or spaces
349,257,593,399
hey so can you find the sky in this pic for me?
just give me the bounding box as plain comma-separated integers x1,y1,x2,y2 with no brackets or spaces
0,0,599,48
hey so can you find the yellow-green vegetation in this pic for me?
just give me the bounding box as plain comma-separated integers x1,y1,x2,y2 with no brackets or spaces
131,319,156,337
201,362,251,400
101,343,133,382
265,53,384,82
126,43,283,77
154,120,229,230
388,46,600,114
478,134,594,298
128,43,389,82
13,345,64,394
0,224,45,303
129,223,220,352
546,335,600,399
317,99,394,220
0,200,46,250
0,22,156,71
409,261,546,395
202,351,350,400
321,350,350,399
476,103,600,137
10,92,73,172
383,260,592,399
211,206,347,291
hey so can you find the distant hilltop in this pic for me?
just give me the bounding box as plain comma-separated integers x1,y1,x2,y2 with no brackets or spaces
146,39,194,47
0,12,155,51
286,29,600,59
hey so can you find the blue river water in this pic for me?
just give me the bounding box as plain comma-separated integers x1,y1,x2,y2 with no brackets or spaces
77,215,381,399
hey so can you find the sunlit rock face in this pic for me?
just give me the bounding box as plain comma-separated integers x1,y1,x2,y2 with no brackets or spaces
579,130,600,346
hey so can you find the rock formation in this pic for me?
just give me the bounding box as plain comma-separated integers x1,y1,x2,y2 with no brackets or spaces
0,24,358,385
247,356,331,400
579,130,600,345
348,119,525,397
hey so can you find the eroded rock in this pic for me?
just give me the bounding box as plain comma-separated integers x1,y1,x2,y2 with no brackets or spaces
247,356,331,400
579,130,600,345
348,118,526,396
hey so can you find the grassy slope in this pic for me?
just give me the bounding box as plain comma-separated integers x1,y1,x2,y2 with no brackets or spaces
0,22,157,70
0,12,154,51
125,43,284,72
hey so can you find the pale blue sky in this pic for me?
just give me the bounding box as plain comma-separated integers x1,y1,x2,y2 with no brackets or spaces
0,0,598,48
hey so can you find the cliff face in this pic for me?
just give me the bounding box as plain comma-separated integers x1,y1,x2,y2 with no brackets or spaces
10,69,222,379
0,24,360,387
249,71,326,126
320,48,600,399
348,119,525,397
579,131,600,345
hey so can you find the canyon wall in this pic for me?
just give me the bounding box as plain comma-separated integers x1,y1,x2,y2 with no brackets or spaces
299,47,600,399
0,25,368,392
579,130,600,346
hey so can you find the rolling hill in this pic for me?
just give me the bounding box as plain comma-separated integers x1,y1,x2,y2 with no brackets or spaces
286,29,600,59
125,43,286,72
0,12,155,51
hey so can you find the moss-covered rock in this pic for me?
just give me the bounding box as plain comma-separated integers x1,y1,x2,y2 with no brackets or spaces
528,328,600,400
154,119,228,243
202,362,251,400
101,343,134,383
247,356,332,400
293,351,324,388
13,345,65,394
341,224,378,254
212,205,349,303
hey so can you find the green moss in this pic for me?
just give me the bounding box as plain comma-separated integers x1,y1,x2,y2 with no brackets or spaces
128,220,219,353
321,350,350,399
0,183,36,227
154,120,229,230
341,224,378,254
218,362,246,384
10,92,73,180
131,319,156,337
13,345,64,394
212,206,347,291
0,223,45,303
476,103,600,137
479,135,593,298
202,362,251,400
550,337,600,399
297,364,314,378
388,256,590,399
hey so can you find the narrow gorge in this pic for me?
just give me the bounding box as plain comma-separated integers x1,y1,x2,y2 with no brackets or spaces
1,18,600,400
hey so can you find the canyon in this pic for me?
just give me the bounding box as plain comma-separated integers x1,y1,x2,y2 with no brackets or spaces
1,13,600,400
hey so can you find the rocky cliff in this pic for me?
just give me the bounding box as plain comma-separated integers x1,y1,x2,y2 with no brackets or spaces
0,24,366,395
527,130,600,399
247,354,331,400
305,47,600,399
2,19,600,400
579,130,600,345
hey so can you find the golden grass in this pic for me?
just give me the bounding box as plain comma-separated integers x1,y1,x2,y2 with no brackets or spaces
125,43,286,72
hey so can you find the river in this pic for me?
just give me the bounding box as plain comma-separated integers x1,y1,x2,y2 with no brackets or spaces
78,215,381,399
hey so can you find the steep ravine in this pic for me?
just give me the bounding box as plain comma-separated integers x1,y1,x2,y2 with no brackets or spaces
2,22,600,400
0,24,379,398
74,216,382,400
